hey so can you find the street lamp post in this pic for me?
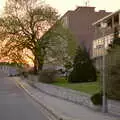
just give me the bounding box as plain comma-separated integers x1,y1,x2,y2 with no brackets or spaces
101,22,108,113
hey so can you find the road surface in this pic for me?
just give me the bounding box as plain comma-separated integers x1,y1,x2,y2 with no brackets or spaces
0,72,48,120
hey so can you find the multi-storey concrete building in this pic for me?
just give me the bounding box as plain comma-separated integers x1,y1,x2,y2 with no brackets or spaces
92,9,120,70
62,6,111,56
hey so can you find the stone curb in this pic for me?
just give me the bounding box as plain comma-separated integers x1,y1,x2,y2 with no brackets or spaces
14,78,80,120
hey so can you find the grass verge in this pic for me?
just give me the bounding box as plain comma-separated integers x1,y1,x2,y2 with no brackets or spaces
52,77,100,95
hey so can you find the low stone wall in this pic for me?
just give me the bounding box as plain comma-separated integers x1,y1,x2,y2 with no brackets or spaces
33,82,120,116
28,75,38,82
34,82,94,108
26,75,120,116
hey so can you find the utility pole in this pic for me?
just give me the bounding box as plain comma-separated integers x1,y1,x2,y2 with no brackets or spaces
101,22,108,113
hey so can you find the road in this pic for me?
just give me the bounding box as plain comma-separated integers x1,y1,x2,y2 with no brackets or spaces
0,72,48,120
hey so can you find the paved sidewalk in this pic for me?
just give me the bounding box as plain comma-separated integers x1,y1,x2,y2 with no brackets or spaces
13,77,119,120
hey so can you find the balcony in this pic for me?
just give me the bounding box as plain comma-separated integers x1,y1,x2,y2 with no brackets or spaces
94,24,120,40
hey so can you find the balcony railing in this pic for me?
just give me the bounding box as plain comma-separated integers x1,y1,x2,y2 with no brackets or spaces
94,24,120,40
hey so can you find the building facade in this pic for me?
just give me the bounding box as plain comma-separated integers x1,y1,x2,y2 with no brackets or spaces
62,6,111,56
92,9,120,70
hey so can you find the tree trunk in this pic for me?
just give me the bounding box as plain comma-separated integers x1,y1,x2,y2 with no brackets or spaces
33,56,38,74
33,54,44,73
33,46,45,72
37,56,44,71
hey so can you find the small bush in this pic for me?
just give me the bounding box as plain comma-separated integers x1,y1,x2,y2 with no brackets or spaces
28,69,38,75
21,71,28,78
91,92,102,105
38,69,57,83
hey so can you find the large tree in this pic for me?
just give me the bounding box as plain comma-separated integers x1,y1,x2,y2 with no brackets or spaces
106,26,120,100
113,26,120,45
108,26,120,50
0,0,76,72
106,46,120,100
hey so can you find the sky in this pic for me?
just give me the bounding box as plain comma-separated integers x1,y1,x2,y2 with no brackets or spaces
45,0,120,15
0,0,5,14
0,0,120,15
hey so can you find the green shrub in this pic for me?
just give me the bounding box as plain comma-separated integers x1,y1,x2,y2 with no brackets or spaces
28,69,38,75
91,92,102,105
68,46,97,83
106,46,120,100
22,71,28,78
38,69,57,83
